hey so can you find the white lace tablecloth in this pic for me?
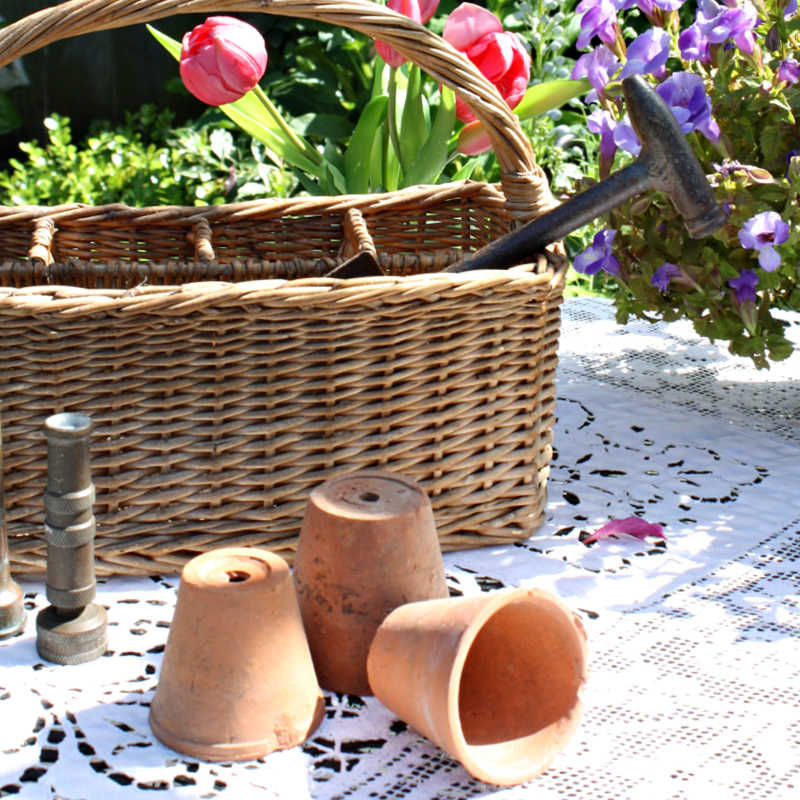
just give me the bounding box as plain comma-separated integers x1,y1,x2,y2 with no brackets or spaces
2,297,799,799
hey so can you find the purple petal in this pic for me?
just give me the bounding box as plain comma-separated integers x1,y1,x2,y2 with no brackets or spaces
583,516,666,544
739,211,790,250
577,0,619,49
572,45,620,94
778,58,800,85
678,24,711,62
620,28,670,79
587,108,619,163
651,262,681,292
656,71,720,142
572,228,619,275
728,269,759,302
613,119,642,155
758,245,782,271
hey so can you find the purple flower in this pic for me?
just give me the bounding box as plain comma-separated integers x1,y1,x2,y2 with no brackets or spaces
587,108,619,163
787,0,798,18
613,117,642,155
695,0,758,55
613,73,720,155
615,0,684,11
651,262,682,292
577,0,619,50
573,228,621,276
620,28,671,80
571,45,620,99
777,57,800,85
738,211,790,271
728,269,759,303
678,23,711,62
657,72,721,142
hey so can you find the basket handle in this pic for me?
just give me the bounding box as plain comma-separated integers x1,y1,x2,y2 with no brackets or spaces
0,0,555,220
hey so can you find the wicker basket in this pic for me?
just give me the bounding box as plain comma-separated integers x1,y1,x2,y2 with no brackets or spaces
0,0,567,576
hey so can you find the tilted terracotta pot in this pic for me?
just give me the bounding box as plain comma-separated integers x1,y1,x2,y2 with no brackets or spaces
294,470,448,696
366,587,588,786
149,547,324,761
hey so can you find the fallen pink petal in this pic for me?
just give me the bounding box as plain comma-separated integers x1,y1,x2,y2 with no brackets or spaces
583,516,666,545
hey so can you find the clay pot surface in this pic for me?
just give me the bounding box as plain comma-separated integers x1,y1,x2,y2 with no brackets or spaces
149,547,324,761
367,587,588,786
294,470,448,696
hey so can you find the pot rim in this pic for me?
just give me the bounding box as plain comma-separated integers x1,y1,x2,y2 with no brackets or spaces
445,586,588,785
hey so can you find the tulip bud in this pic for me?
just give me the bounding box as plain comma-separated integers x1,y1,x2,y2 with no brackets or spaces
180,16,268,106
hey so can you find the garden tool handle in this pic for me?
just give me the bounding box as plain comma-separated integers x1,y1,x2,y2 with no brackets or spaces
448,162,651,272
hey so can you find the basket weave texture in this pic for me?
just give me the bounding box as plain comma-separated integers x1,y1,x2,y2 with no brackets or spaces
0,0,566,576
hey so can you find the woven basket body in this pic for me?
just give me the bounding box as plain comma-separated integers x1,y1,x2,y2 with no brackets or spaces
0,0,566,576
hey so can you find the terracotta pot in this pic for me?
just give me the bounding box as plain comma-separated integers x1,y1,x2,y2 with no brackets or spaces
294,470,448,696
366,587,588,786
149,547,324,761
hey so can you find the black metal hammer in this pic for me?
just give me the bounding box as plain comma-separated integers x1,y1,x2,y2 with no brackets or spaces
328,74,725,278
446,73,726,272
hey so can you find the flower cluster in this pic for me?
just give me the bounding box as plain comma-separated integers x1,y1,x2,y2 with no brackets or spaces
156,2,568,195
379,1,532,124
570,0,800,367
441,3,531,123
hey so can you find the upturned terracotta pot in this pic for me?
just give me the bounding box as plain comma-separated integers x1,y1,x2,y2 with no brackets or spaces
366,587,588,786
293,470,448,696
149,547,324,761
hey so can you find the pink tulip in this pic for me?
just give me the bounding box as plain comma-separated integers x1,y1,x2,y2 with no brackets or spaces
376,0,439,67
443,2,531,123
180,16,268,106
457,120,492,155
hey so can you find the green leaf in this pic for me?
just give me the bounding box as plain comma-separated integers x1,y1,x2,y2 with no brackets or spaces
399,65,428,170
345,95,388,194
147,24,182,59
210,129,235,162
403,86,456,187
325,161,348,194
382,119,401,192
368,128,384,192
222,102,322,175
514,79,591,120
451,158,481,181
759,124,788,171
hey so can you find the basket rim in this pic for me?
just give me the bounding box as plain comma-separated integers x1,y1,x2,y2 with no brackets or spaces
0,180,510,226
0,179,571,301
0,256,566,314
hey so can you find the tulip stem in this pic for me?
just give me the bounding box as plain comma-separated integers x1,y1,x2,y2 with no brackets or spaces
251,84,322,166
387,67,406,173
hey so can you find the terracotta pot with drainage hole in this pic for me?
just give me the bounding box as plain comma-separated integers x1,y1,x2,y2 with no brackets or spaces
149,547,325,761
366,587,589,786
293,470,449,696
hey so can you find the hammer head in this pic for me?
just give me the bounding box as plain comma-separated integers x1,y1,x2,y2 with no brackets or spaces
624,74,726,238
